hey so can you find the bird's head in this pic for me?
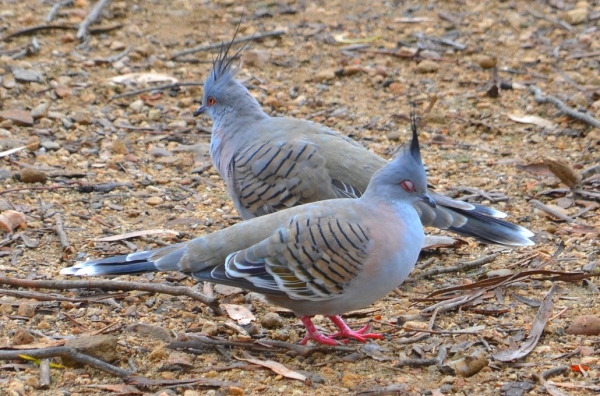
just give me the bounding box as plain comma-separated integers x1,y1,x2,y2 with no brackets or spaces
365,109,434,208
194,28,266,126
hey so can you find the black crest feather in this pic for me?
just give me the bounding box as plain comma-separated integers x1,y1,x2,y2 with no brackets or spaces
408,103,421,162
210,19,252,83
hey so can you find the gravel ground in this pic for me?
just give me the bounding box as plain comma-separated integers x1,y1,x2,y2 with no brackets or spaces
0,0,599,395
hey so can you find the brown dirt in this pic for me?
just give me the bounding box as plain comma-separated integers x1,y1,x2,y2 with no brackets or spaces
0,0,599,395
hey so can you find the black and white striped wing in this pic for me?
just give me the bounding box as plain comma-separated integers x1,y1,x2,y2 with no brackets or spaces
230,140,341,217
216,213,372,301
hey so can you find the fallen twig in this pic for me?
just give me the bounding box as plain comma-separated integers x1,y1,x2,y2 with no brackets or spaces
109,81,204,101
356,384,408,395
0,347,130,378
54,213,70,250
171,336,355,358
538,365,570,396
408,254,498,282
257,339,355,357
530,199,578,223
92,45,132,64
553,66,586,92
46,0,74,22
0,184,79,195
0,276,221,313
126,376,239,389
77,0,111,40
171,29,286,59
0,288,122,304
526,7,573,32
393,345,447,368
1,23,122,42
529,85,600,129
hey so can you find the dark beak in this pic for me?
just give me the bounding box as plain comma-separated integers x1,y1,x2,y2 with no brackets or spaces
193,105,207,117
419,193,436,208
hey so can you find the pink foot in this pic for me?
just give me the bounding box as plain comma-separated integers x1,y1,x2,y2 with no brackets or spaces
328,315,383,343
298,316,339,346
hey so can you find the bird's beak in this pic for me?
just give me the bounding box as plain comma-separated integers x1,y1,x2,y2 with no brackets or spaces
193,105,207,117
419,193,436,208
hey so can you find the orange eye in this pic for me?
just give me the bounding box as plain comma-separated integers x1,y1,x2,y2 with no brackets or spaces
400,180,415,192
207,96,216,106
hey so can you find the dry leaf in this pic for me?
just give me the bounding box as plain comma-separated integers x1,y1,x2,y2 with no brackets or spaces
0,210,26,232
221,304,256,325
235,353,307,381
214,285,244,296
493,286,556,362
515,162,554,177
360,343,393,361
93,229,179,242
333,34,380,44
423,235,467,250
543,158,581,189
508,113,557,129
444,349,488,377
108,73,178,85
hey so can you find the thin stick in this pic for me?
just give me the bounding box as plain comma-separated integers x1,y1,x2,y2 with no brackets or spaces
54,213,70,249
109,82,204,101
47,0,74,22
0,184,79,195
530,199,577,223
0,276,221,312
0,288,121,304
529,85,600,129
566,50,600,60
0,347,130,378
77,0,112,39
526,7,573,32
407,254,498,282
1,23,122,41
393,345,447,368
92,45,132,64
171,29,286,59
553,66,587,92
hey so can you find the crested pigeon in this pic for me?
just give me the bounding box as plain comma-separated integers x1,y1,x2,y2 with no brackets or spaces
62,115,432,345
193,39,534,247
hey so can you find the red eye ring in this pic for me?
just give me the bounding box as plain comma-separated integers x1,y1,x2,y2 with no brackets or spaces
207,96,216,106
400,180,415,192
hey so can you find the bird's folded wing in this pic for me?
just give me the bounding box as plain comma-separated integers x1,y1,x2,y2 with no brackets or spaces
199,212,372,301
231,140,347,216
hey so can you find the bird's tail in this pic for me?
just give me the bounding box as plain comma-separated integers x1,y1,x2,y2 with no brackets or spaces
417,192,535,246
59,243,187,276
446,206,535,246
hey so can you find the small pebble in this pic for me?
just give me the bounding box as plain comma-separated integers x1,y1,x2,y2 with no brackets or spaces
415,60,439,73
148,108,161,121
20,168,47,183
146,196,164,206
129,99,145,113
567,315,600,336
260,312,284,329
40,140,60,150
12,328,35,345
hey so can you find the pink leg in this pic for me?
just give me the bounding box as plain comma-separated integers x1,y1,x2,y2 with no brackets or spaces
328,315,383,343
298,316,338,346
